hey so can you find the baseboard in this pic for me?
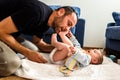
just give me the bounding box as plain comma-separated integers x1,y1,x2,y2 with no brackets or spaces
83,47,104,49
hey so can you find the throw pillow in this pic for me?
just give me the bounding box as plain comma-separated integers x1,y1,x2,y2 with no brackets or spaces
112,12,120,26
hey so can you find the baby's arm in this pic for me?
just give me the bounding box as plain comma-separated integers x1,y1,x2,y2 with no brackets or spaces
67,31,81,48
71,49,91,67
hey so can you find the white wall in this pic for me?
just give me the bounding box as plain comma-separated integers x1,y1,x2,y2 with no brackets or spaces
40,0,120,48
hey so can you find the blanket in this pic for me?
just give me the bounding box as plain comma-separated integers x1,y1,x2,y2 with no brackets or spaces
15,53,120,80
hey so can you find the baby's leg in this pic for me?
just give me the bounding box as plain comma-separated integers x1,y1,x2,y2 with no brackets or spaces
51,33,66,50
51,33,70,62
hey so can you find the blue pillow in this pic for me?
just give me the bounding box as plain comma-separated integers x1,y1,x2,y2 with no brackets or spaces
112,12,120,26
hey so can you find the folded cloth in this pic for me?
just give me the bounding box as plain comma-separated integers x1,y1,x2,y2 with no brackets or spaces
0,41,22,76
59,55,80,77
71,49,91,67
59,66,73,77
65,57,80,70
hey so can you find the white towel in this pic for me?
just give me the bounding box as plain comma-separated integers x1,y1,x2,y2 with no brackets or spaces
15,54,120,80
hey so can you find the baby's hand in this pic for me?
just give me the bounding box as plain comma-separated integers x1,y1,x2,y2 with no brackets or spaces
70,46,76,54
66,31,73,38
67,46,76,57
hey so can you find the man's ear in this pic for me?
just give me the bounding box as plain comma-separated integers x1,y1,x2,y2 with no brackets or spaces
57,8,65,16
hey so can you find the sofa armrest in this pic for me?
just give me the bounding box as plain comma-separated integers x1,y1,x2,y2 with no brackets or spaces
74,18,85,47
105,26,120,40
107,22,116,27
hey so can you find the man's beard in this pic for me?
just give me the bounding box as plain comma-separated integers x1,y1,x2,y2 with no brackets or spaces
51,16,64,33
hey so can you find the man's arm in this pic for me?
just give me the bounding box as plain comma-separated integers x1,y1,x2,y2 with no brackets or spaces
0,16,47,63
32,35,54,53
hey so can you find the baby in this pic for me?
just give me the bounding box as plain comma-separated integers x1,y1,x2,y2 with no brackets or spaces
50,31,103,76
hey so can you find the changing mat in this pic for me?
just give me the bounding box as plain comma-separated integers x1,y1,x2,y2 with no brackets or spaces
15,53,120,80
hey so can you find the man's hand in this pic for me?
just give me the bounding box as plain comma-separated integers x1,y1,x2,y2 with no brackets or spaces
27,51,48,63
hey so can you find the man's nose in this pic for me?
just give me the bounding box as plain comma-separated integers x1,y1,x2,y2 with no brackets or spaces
64,27,70,31
61,28,67,31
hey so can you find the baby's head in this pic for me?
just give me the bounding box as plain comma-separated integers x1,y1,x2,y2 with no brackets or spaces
86,49,103,64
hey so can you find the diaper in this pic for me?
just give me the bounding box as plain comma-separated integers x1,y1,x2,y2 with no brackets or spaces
49,48,64,65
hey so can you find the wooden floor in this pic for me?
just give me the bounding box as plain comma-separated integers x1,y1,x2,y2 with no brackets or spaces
0,75,30,80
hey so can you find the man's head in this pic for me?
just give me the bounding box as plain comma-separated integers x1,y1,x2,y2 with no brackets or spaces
48,6,78,33
86,49,103,64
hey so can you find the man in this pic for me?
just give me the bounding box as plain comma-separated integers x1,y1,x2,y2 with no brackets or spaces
0,0,77,63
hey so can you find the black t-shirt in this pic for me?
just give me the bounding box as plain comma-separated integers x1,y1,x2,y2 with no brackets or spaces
0,0,53,38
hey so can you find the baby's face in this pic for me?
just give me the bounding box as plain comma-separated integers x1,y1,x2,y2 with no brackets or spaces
87,49,102,64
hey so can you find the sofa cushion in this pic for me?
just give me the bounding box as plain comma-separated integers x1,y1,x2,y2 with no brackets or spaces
112,12,120,26
105,26,120,40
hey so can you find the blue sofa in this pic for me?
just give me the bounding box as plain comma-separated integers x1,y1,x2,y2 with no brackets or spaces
43,5,85,47
105,12,120,58
21,5,85,47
